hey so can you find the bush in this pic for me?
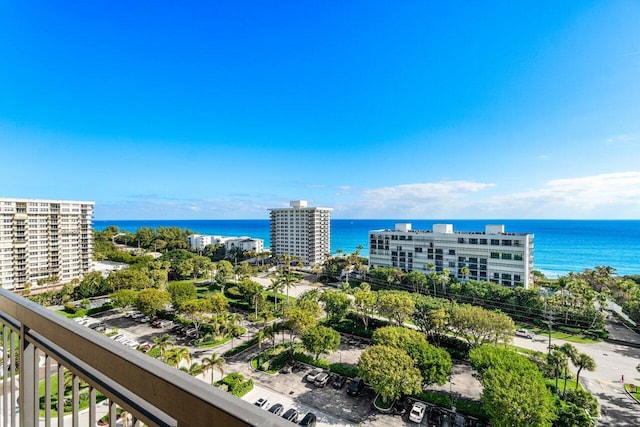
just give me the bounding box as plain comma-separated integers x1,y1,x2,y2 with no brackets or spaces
455,398,488,420
429,334,471,360
413,390,452,409
293,352,329,369
584,329,608,340
215,373,253,398
557,326,582,335
64,303,79,314
329,363,358,378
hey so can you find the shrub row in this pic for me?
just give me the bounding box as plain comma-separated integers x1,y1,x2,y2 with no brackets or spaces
329,363,358,378
293,352,329,369
412,390,452,409
455,398,488,420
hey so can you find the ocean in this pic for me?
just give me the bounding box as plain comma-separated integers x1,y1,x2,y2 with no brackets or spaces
93,219,640,278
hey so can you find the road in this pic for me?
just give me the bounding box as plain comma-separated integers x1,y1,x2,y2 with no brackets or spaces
512,334,640,426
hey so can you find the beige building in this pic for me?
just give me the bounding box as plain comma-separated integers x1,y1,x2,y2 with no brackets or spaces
0,198,94,290
269,200,332,266
369,223,534,288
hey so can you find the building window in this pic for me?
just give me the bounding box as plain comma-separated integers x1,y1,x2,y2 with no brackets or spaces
491,239,500,245
501,253,512,260
490,252,499,259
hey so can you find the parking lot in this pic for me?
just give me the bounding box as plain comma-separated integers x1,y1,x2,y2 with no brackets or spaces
78,308,487,427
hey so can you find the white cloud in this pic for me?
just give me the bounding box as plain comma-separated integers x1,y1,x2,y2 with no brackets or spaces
333,173,640,219
605,134,636,145
476,171,640,217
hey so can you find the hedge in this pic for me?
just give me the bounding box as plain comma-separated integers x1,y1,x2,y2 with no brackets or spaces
293,352,329,369
455,398,488,420
329,363,358,378
413,390,452,409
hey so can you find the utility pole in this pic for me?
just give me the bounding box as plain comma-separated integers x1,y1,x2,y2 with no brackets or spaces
544,297,556,355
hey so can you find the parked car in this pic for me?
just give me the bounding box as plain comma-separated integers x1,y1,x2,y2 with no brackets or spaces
409,402,427,423
515,329,535,339
346,377,365,396
254,398,270,409
392,402,406,416
428,408,443,426
314,372,330,387
332,375,348,389
454,413,466,427
268,403,284,416
282,408,299,423
305,369,323,383
298,412,317,427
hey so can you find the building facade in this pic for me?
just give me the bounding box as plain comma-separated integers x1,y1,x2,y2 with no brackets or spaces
368,223,534,288
187,234,264,254
0,198,94,290
269,200,332,266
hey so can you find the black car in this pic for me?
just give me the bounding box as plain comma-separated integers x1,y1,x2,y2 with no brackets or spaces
346,377,365,396
332,375,348,389
298,412,317,427
268,403,284,416
282,408,299,423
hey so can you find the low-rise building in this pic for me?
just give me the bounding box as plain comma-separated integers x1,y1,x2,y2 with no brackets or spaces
368,223,534,288
187,234,264,254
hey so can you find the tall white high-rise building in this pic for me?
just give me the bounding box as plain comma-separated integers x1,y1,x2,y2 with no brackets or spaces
0,198,94,290
269,200,332,266
369,223,534,288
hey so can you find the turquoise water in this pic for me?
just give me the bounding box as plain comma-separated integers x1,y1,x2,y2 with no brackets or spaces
94,219,640,278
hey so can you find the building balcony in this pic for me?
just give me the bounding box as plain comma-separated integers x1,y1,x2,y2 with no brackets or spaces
0,289,288,427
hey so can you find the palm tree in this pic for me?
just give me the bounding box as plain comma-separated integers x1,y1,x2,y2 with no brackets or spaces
202,353,225,384
547,349,567,391
226,323,244,349
180,362,205,377
269,277,284,312
558,343,578,395
152,334,174,359
573,352,596,387
440,269,450,296
165,346,191,368
460,265,470,282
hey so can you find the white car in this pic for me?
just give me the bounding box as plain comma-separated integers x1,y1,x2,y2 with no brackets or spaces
254,397,270,409
409,402,427,423
515,329,535,339
305,369,323,383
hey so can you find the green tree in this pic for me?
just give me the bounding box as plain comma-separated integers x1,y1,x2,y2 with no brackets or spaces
353,284,377,330
557,343,578,395
404,271,428,293
572,352,596,388
202,353,225,384
301,325,341,361
107,269,151,291
110,289,138,308
166,281,197,309
469,345,556,427
358,345,422,403
180,299,213,332
207,293,229,314
448,304,515,346
152,334,174,359
135,288,170,316
215,260,234,293
376,290,415,325
320,289,351,323
372,326,452,386
283,305,317,344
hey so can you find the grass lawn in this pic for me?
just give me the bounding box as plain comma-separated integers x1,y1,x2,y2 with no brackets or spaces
625,384,640,402
545,378,581,393
38,373,107,417
516,325,600,344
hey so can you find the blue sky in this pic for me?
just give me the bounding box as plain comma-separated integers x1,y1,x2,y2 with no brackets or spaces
1,1,639,220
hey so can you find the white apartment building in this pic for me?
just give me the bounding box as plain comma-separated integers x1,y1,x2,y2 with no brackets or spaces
0,198,94,290
269,200,332,266
187,234,264,254
369,223,534,288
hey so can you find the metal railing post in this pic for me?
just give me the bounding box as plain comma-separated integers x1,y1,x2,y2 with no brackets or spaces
18,325,36,427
